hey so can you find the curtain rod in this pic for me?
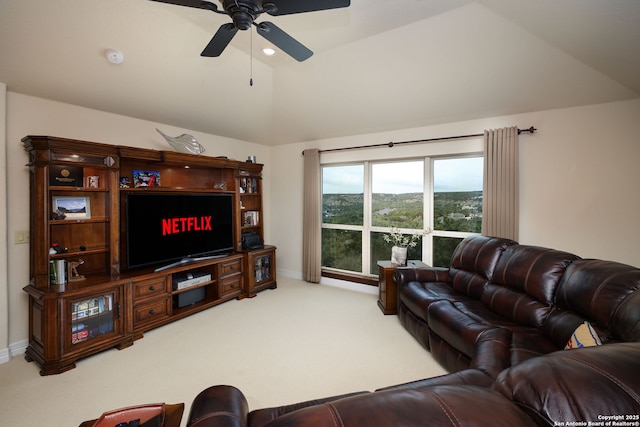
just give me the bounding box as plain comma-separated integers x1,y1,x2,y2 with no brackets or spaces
302,126,536,155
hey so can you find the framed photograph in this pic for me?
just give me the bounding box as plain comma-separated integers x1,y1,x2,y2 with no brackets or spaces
52,196,91,220
133,170,161,188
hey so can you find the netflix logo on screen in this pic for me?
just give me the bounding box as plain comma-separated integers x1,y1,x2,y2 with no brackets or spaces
162,216,213,235
125,193,234,270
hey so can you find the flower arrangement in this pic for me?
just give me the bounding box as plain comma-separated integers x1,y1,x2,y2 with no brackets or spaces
382,227,430,248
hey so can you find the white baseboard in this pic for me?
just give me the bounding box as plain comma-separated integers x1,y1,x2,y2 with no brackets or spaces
320,277,378,295
0,339,28,364
277,268,302,280
277,268,377,296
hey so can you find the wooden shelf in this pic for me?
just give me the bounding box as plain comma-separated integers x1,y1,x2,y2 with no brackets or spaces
50,217,109,225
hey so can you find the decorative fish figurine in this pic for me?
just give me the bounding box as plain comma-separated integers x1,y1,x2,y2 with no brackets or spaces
156,128,205,155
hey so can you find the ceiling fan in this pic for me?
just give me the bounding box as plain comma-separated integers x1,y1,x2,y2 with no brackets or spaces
150,0,351,61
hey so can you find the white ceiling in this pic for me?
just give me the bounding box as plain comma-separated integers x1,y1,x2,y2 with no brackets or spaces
1,0,639,145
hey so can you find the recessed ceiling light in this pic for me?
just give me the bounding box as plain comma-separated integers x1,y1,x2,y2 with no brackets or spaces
262,48,276,56
105,49,124,64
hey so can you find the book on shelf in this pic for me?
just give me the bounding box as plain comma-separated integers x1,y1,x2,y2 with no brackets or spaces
243,211,259,226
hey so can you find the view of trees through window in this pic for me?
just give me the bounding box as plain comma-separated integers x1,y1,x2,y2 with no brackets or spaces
322,156,483,276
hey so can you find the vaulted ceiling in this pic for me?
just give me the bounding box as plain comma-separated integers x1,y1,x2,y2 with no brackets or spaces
1,0,639,145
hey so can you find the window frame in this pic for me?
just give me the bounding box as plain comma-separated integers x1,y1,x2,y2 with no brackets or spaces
321,152,483,281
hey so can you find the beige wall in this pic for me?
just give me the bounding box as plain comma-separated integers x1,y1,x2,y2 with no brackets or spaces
0,84,8,360
270,99,640,278
2,92,270,360
2,92,640,362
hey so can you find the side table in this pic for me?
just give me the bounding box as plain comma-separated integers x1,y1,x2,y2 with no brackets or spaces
377,260,427,315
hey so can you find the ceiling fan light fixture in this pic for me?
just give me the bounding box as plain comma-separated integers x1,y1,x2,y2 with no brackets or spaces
151,0,351,61
262,47,276,56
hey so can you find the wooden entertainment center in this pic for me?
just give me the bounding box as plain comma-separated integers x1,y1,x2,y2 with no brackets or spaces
22,135,276,375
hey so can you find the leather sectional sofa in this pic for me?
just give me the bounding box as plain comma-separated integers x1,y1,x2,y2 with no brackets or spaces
394,236,640,377
184,236,640,426
186,342,639,426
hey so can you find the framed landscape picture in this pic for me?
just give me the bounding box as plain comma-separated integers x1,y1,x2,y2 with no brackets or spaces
52,196,91,220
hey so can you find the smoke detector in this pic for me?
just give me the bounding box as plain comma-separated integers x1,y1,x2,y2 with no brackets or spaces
105,49,124,64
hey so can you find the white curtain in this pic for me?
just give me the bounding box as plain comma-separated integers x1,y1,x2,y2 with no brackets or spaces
482,126,519,241
302,149,322,282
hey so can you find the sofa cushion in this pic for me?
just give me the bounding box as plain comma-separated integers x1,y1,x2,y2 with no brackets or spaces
399,281,472,323
261,385,538,427
564,321,602,349
249,391,369,427
509,331,560,365
481,245,579,328
493,342,640,426
448,236,517,298
555,259,640,342
427,300,500,359
428,299,562,370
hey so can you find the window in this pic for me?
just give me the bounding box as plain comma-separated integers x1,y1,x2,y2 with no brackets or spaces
432,157,483,267
321,165,364,273
370,161,424,274
321,156,483,278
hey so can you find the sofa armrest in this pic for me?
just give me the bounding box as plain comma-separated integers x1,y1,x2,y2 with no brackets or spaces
394,266,450,287
188,385,248,427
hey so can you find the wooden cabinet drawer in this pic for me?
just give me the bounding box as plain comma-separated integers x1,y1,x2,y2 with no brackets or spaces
220,259,241,278
219,276,242,296
133,277,168,300
133,298,170,326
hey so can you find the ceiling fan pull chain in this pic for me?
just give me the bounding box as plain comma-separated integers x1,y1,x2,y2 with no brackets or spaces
249,27,254,86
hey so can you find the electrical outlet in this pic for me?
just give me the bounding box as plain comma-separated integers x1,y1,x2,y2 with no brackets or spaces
14,230,29,244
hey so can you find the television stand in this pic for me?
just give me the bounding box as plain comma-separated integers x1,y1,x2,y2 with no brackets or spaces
154,254,230,272
22,136,276,375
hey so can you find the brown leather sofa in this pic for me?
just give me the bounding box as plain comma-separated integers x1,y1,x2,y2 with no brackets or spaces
186,343,640,426
394,236,640,377
183,236,640,426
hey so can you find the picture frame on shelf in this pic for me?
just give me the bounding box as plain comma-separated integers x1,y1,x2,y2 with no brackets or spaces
133,170,161,188
49,165,83,187
52,196,91,220
119,177,131,188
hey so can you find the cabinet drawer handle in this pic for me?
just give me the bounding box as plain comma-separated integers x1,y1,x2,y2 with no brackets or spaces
149,285,155,291
149,309,156,315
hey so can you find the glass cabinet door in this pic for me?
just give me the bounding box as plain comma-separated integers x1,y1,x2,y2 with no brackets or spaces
68,292,117,347
254,255,271,284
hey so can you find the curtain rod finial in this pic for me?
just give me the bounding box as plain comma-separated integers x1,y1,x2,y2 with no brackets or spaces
518,126,537,135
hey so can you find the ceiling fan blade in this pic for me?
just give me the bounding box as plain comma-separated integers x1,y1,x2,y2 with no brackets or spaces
149,0,219,11
256,22,313,61
265,0,350,16
201,24,238,57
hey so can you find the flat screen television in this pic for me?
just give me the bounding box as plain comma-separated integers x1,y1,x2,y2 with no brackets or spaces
124,192,235,271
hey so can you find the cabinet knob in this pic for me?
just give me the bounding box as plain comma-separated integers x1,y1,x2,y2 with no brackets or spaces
149,309,156,315
149,286,155,291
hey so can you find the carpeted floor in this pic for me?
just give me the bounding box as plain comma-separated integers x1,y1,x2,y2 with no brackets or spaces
0,276,446,426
